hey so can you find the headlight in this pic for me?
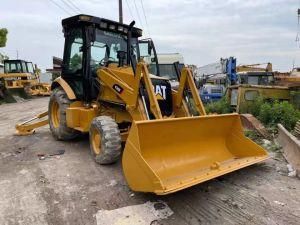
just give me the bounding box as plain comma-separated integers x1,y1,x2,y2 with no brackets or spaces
109,24,116,30
79,15,91,21
100,22,108,28
118,26,124,32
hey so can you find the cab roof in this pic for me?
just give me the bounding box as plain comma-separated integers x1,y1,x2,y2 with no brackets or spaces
3,59,27,64
62,14,143,38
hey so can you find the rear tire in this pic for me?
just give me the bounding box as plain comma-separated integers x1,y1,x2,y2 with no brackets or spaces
49,87,79,140
89,116,122,164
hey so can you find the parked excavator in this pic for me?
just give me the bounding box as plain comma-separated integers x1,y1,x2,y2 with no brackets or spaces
15,15,267,195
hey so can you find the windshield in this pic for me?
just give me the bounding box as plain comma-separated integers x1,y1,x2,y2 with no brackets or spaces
248,76,259,85
91,30,139,67
239,72,274,85
91,30,126,65
4,61,25,73
26,62,35,74
248,75,274,85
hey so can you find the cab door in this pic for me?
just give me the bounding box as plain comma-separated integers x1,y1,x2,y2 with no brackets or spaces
62,27,85,100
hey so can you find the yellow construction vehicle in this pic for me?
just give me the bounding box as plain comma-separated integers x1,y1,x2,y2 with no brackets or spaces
24,61,51,96
0,59,50,99
16,15,268,195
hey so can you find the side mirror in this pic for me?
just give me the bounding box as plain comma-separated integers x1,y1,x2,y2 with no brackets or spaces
139,42,152,57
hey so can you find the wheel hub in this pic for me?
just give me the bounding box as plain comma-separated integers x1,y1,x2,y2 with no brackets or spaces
51,101,60,128
91,128,101,155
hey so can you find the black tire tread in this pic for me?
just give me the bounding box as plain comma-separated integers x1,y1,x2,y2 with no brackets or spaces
49,87,79,140
89,116,122,164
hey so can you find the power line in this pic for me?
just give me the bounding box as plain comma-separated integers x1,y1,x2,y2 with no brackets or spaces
60,0,80,14
65,0,82,13
47,0,72,15
125,0,134,20
297,0,300,47
140,0,150,36
133,0,145,31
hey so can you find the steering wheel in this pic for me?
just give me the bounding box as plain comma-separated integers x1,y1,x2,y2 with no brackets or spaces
99,57,115,66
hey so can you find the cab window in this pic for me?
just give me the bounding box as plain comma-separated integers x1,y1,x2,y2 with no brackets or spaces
22,62,27,73
64,28,83,74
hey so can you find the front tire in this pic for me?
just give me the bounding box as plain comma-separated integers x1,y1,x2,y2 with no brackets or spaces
49,87,79,140
89,116,122,164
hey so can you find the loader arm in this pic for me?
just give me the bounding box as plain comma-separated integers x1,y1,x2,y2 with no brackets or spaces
99,66,141,108
176,67,206,116
139,63,163,119
99,62,163,120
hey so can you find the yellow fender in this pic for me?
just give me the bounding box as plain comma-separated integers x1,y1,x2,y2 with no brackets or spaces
51,77,76,100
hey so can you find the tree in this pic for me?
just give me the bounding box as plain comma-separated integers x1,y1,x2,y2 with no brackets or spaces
0,28,8,47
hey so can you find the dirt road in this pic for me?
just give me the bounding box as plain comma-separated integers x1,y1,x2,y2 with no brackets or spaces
0,98,299,225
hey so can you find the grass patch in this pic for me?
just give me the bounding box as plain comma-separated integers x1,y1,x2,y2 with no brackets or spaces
205,95,300,131
257,100,300,131
244,130,261,141
205,97,233,114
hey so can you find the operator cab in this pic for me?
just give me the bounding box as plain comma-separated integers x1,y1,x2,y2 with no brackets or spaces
238,71,275,85
4,60,28,74
3,60,37,81
25,62,35,74
61,14,172,117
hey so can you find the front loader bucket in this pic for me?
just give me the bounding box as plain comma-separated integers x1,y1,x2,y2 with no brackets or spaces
7,88,31,100
123,114,268,195
1,89,17,103
0,88,29,103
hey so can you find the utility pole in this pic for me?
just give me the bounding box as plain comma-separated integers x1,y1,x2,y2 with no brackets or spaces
119,0,123,23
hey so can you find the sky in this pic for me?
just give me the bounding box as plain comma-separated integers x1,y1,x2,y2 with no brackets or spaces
0,0,299,72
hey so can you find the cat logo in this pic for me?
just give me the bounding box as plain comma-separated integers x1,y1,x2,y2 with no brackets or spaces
154,85,167,100
113,84,123,94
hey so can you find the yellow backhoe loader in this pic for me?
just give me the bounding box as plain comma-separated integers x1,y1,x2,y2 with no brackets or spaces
15,15,268,195
0,60,50,101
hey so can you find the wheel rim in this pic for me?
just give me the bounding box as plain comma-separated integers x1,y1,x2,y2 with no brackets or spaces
91,128,101,155
51,100,60,128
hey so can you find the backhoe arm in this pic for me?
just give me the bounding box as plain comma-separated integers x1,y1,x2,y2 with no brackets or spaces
15,111,48,135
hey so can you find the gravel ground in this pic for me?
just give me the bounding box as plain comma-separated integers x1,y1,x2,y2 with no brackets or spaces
0,97,299,225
